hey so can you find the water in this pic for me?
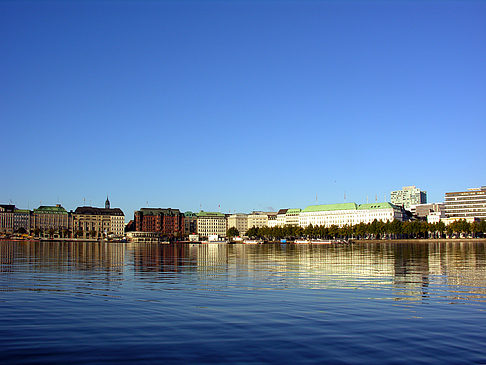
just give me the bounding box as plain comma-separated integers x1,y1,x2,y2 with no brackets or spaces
1,241,485,364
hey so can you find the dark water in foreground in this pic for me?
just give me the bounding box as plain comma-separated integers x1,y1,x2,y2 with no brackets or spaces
1,241,485,364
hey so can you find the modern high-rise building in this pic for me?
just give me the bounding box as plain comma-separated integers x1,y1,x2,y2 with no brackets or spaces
444,186,486,220
390,186,427,210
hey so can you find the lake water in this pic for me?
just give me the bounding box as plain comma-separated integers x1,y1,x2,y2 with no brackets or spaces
1,240,485,364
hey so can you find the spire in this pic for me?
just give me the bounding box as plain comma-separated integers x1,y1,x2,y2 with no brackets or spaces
105,196,110,209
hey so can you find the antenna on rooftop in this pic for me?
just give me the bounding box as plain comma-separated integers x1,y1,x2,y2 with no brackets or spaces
375,194,377,202
316,193,318,202
366,196,368,204
344,192,346,202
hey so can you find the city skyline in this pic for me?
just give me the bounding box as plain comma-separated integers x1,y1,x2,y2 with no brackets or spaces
1,1,485,218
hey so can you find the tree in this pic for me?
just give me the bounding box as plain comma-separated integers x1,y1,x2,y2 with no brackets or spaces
227,227,239,239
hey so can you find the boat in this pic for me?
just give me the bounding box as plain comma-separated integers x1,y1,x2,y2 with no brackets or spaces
294,239,310,244
243,239,262,244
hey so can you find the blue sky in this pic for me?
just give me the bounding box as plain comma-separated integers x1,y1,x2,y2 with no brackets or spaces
1,0,485,218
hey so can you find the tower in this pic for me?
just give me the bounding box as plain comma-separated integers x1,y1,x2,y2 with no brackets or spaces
105,196,110,209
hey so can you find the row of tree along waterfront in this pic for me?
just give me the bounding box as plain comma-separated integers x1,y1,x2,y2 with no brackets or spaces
239,219,486,241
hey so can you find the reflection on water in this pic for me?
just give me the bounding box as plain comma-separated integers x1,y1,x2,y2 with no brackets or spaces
1,240,486,364
2,241,485,303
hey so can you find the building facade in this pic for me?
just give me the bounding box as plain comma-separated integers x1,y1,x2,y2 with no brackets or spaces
227,214,248,236
247,212,269,229
14,209,31,233
444,186,486,220
0,204,15,234
196,211,227,238
134,208,185,237
183,211,198,235
412,203,445,218
72,206,125,239
391,186,427,210
299,202,405,228
32,205,72,237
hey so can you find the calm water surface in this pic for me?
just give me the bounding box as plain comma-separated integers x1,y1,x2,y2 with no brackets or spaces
1,241,485,364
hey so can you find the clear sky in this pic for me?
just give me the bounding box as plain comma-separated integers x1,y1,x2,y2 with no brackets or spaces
1,0,485,219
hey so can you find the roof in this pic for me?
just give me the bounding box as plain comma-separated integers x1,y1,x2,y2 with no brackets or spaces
184,211,196,217
196,211,225,217
302,203,357,213
358,203,397,210
277,209,288,215
14,209,31,214
33,205,68,214
74,206,124,216
286,208,302,214
136,208,181,216
0,204,15,212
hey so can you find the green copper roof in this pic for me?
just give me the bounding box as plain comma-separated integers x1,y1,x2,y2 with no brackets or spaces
286,208,302,215
184,211,196,217
196,211,225,217
15,209,31,213
33,205,68,214
358,202,396,210
302,203,358,212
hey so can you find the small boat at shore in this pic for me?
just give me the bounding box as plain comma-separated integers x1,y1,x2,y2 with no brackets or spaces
243,240,262,244
293,239,348,244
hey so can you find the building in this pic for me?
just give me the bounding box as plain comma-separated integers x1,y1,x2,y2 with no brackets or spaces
390,186,427,210
444,186,486,220
227,214,248,236
247,212,269,229
275,209,288,227
427,211,445,224
134,208,185,238
412,203,445,218
267,212,278,228
32,205,72,237
14,209,31,233
299,202,406,228
0,204,15,234
184,211,198,235
73,205,125,239
196,211,227,238
285,209,302,226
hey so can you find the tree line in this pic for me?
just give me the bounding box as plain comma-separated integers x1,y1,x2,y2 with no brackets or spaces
242,219,486,241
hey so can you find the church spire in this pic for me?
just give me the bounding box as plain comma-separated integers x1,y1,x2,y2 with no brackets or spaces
105,196,110,209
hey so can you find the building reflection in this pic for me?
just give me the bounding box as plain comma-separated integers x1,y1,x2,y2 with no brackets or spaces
0,240,126,274
1,240,485,302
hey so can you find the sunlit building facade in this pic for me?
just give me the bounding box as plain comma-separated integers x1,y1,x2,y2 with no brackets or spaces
227,214,248,236
444,186,486,220
391,186,427,210
299,202,405,228
196,211,227,238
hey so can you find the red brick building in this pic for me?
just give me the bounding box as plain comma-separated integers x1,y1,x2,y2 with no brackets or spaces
134,208,184,237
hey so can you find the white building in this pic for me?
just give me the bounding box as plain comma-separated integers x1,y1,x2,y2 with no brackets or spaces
196,211,227,238
427,211,445,224
299,202,405,228
247,212,269,229
444,186,486,220
227,214,248,236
